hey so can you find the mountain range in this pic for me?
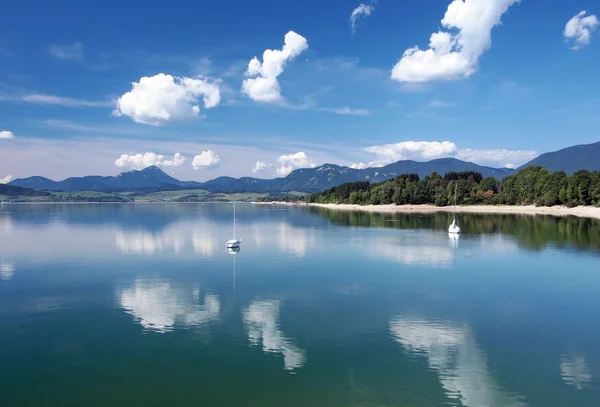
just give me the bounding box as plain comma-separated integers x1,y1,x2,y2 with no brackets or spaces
8,141,599,194
9,158,514,194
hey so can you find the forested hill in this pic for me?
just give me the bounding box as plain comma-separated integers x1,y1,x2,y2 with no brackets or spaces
518,141,600,174
305,167,600,208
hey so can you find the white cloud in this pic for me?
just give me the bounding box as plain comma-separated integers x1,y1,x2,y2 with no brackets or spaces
48,42,84,60
350,2,375,33
115,152,186,170
361,141,537,168
364,141,458,164
0,130,15,139
391,0,519,83
564,11,599,50
162,153,186,168
244,300,306,371
114,73,221,126
252,161,272,174
242,31,308,103
19,94,113,107
192,150,221,170
320,106,371,116
456,148,537,168
350,162,367,169
276,152,314,177
0,174,13,184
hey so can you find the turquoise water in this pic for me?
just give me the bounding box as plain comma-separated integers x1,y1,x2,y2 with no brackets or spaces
1,204,599,407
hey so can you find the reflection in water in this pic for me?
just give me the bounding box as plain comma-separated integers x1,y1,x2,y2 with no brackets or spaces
119,279,220,333
116,230,185,255
243,300,306,371
278,223,314,257
0,260,15,280
449,232,459,249
375,243,454,267
1,215,12,234
390,317,527,407
561,353,592,390
193,230,216,257
227,247,240,292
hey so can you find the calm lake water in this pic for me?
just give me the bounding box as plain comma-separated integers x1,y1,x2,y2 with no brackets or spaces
1,204,599,407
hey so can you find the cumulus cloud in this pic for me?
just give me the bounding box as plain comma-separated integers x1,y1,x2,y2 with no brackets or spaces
320,107,371,116
391,0,519,83
192,150,221,170
115,152,186,170
0,130,15,139
359,141,537,168
456,148,537,169
365,141,458,165
0,175,13,184
114,73,221,126
350,2,375,33
242,31,308,103
276,152,315,177
48,42,83,60
252,161,272,174
564,11,599,50
350,162,367,169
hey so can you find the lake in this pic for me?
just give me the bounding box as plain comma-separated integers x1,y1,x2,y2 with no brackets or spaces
1,204,599,407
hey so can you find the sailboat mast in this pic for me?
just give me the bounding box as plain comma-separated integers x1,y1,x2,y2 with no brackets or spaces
233,202,236,239
453,182,457,221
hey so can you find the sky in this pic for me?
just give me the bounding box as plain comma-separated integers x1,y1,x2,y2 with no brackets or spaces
1,0,599,182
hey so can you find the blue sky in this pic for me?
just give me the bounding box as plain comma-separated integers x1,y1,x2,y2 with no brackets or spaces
1,0,599,181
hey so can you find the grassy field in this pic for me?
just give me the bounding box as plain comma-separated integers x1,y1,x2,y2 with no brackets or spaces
134,189,210,202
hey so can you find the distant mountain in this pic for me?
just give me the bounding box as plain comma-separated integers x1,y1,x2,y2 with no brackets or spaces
518,141,600,174
10,166,204,192
10,159,515,194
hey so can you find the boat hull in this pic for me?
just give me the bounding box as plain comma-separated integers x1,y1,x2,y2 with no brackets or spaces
226,240,241,248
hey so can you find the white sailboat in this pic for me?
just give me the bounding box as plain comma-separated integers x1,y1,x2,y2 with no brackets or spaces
226,202,241,248
448,182,461,235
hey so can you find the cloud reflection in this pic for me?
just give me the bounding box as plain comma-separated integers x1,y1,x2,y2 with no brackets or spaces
390,317,527,407
119,279,220,333
243,300,306,371
561,353,592,390
0,260,15,280
278,223,315,257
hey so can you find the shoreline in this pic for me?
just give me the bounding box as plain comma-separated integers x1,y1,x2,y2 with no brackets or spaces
258,202,600,220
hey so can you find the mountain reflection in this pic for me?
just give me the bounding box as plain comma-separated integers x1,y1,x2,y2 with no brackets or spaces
561,353,592,390
390,317,527,407
119,279,220,333
243,300,306,371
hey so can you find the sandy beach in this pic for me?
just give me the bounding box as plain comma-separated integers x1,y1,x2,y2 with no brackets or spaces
259,202,600,220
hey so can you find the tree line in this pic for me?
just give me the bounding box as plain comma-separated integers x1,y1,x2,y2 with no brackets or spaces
304,167,600,207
